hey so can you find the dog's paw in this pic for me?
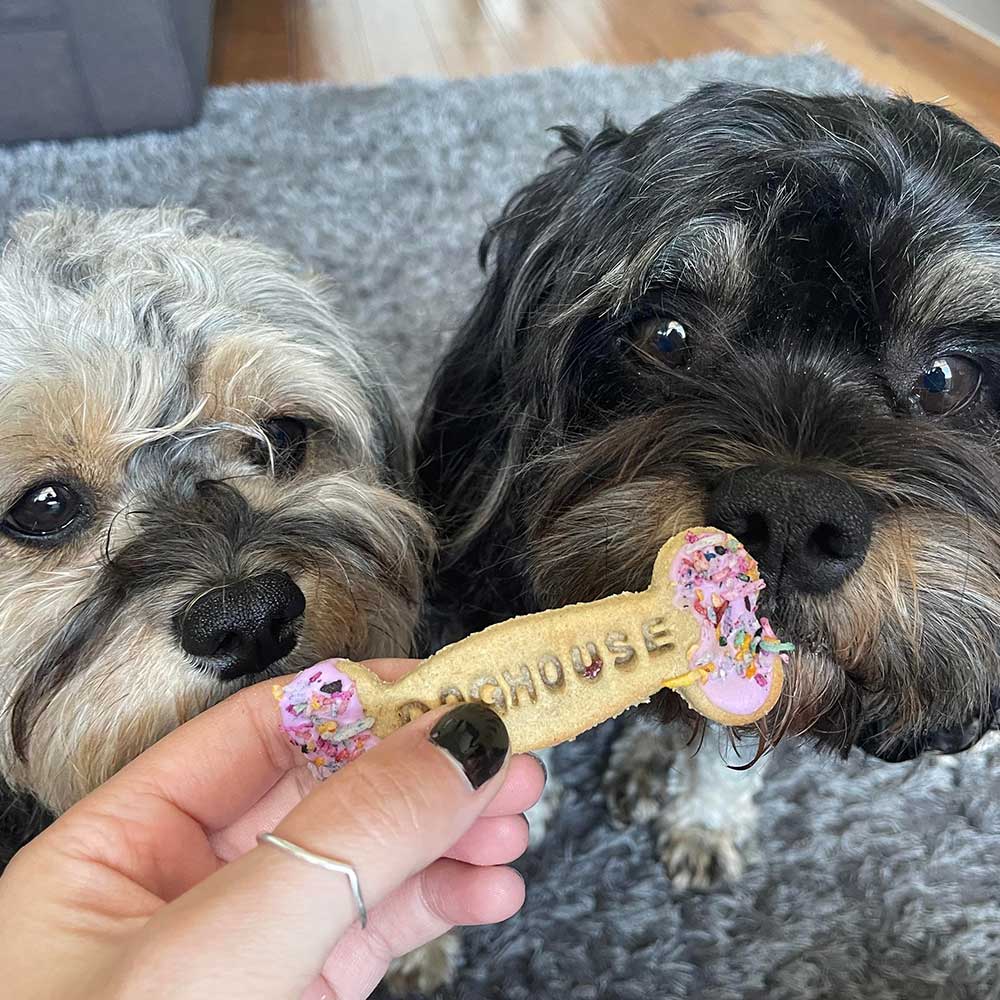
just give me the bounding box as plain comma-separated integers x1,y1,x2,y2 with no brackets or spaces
384,932,461,997
602,718,674,827
657,823,744,891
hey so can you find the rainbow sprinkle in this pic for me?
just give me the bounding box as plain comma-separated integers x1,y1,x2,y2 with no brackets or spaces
275,659,378,778
670,529,793,714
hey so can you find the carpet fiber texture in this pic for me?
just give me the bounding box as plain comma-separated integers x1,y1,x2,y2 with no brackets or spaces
2,53,998,1000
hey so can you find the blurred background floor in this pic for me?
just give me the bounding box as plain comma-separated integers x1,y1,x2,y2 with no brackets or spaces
210,0,1000,139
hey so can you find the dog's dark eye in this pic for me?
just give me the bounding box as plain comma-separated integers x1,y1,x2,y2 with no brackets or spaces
248,417,309,475
914,356,982,415
632,318,692,368
3,483,84,540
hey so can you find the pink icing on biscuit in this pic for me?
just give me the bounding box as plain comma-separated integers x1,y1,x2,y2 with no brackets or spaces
275,658,378,778
669,529,793,717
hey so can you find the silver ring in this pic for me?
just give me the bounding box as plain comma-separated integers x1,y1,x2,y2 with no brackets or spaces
256,832,368,928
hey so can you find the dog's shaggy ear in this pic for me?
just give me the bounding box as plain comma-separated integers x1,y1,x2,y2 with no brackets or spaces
415,123,627,584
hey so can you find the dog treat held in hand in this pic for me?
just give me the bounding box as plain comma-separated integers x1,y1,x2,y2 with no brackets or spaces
277,527,792,777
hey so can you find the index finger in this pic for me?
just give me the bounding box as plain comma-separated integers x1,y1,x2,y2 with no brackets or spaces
88,658,420,834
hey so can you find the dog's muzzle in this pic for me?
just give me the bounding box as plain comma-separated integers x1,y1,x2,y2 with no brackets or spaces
708,465,872,595
175,571,306,681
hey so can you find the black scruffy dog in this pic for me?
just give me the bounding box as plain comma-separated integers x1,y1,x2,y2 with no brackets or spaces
417,84,1000,886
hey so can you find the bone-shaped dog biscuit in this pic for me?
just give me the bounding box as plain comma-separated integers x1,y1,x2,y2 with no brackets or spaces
276,527,793,775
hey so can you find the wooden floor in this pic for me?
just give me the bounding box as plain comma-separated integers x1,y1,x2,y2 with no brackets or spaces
211,0,1000,140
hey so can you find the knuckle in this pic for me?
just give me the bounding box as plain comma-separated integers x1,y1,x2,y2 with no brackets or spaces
415,865,452,925
347,763,432,846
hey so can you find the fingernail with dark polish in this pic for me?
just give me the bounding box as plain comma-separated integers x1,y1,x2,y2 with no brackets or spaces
430,703,510,789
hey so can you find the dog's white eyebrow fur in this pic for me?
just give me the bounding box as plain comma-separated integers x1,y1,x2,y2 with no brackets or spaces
641,215,755,299
553,216,756,324
112,396,209,449
896,241,1000,336
0,205,383,467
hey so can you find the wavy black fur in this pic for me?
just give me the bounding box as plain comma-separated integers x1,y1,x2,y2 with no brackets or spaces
417,83,1000,760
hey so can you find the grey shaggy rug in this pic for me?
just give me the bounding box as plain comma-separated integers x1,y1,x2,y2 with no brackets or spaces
2,52,999,1000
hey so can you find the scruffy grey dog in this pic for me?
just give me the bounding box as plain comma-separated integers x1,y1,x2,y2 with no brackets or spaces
417,84,1000,889
0,206,449,993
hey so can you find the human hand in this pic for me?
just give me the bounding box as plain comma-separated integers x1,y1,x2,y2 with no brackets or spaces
0,659,545,999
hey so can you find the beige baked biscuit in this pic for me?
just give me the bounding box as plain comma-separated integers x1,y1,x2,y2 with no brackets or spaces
277,527,793,772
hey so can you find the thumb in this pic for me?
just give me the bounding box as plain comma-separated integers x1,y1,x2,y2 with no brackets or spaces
141,701,510,996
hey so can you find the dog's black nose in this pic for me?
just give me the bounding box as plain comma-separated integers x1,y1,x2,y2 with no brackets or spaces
176,571,305,680
707,466,872,594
